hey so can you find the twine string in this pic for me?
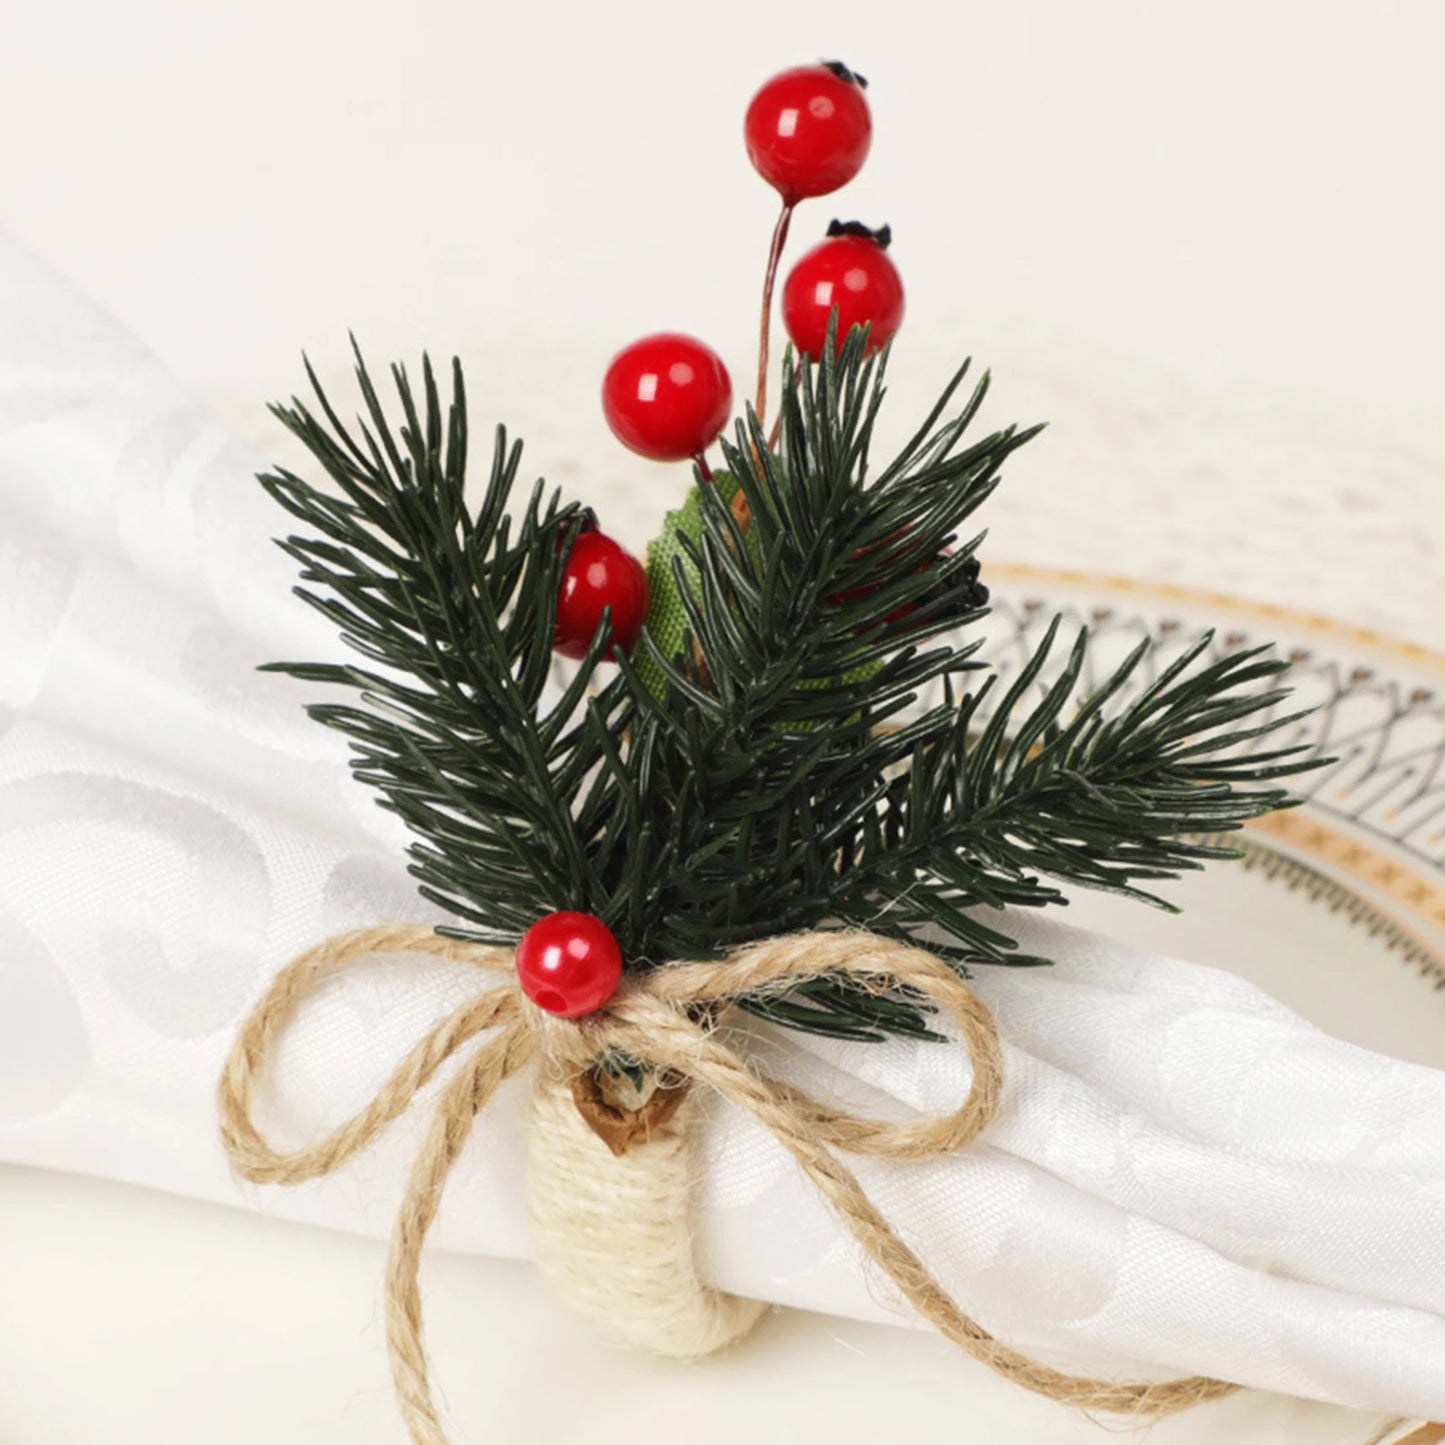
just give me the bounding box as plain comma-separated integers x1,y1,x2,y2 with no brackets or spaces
218,926,1235,1444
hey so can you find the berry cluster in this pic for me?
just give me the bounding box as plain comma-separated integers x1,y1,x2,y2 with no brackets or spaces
549,60,906,667
532,61,915,1018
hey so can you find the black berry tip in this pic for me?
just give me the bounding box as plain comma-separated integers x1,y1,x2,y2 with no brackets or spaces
916,555,989,621
822,60,867,89
826,219,892,248
557,506,598,552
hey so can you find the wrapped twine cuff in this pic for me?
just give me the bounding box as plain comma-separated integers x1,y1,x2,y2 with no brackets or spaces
217,925,1234,1445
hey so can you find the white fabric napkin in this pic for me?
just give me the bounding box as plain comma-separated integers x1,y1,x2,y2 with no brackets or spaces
1,229,1443,1419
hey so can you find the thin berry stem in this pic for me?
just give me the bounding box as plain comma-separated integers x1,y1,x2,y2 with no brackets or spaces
693,452,715,484
754,200,794,428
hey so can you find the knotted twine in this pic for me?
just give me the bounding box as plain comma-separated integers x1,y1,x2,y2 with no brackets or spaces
217,925,1235,1443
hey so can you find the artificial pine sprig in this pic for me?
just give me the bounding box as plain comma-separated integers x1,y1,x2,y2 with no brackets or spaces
262,347,615,938
260,332,1318,1044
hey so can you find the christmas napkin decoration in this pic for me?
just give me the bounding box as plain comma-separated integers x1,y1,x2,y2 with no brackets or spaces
214,58,1353,1444
1,58,1443,1445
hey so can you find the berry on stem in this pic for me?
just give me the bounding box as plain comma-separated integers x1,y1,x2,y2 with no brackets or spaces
832,544,989,631
894,550,992,629
602,334,732,463
515,911,623,1018
554,529,650,660
744,62,872,203
782,221,905,360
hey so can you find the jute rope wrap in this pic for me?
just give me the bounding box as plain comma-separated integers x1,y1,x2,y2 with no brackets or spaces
529,1066,768,1356
217,926,1235,1444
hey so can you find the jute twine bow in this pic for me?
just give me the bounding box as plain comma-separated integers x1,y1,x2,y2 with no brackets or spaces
217,925,1234,1443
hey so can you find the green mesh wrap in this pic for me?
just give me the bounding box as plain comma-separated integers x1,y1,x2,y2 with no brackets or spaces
637,470,879,702
636,472,741,696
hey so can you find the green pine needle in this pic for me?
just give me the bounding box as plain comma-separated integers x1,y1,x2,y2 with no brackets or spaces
259,331,1323,1044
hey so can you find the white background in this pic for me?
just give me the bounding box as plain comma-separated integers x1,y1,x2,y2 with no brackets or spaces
0,3,1442,1443
2,0,1443,414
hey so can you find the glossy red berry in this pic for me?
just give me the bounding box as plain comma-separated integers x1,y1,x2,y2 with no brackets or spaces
782,222,905,360
744,62,872,202
554,530,650,660
516,911,623,1018
602,333,733,463
830,529,915,617
831,542,987,633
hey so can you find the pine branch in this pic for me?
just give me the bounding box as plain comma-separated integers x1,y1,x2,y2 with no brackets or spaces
260,345,624,938
260,337,1325,1044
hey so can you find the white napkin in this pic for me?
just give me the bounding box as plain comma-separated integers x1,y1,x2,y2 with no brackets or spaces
1,229,1443,1419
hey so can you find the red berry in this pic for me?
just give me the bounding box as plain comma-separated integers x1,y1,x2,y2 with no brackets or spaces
831,529,924,623
835,545,988,632
782,222,905,360
516,911,623,1018
602,333,733,463
555,530,650,660
744,62,872,202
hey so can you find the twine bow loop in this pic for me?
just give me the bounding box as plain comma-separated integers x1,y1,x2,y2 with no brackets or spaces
218,925,1232,1445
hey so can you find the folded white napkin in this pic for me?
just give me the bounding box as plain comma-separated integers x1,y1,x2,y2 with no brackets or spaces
2,230,1443,1419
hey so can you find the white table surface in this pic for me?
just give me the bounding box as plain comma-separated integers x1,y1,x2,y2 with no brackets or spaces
0,1165,1409,1445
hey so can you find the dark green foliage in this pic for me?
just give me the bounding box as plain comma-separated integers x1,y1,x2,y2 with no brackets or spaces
261,333,1319,1043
